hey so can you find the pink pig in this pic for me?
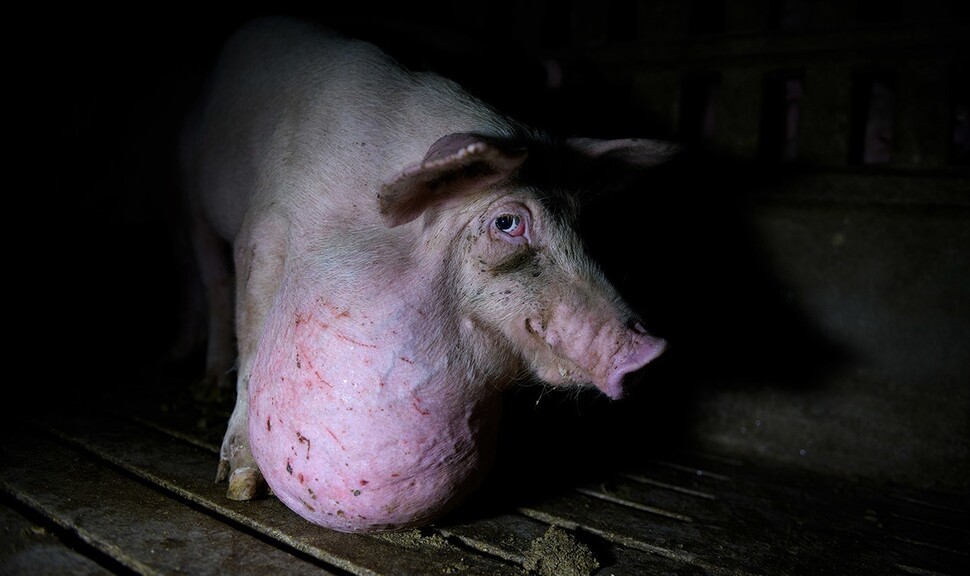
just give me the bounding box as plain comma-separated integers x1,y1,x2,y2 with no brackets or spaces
180,16,671,532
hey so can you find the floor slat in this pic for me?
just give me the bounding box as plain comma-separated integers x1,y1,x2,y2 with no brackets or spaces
2,379,964,576
0,501,115,576
0,427,339,576
24,407,526,576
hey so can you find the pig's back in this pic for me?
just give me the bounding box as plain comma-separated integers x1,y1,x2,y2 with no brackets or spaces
186,16,519,241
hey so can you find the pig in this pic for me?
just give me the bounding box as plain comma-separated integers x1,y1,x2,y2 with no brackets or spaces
180,15,672,533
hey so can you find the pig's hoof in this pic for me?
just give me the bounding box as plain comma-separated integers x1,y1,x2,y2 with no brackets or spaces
216,452,267,501
226,466,266,501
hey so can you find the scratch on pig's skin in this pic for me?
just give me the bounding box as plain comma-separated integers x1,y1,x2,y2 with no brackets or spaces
412,400,430,415
294,311,317,326
296,342,318,371
286,460,293,475
335,331,377,348
320,300,352,318
297,431,311,459
399,356,415,364
411,391,431,416
326,427,346,451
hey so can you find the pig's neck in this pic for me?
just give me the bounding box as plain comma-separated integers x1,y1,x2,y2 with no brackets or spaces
283,251,500,407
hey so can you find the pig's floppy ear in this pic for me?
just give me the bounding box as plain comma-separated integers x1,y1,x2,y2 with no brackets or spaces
379,133,528,227
566,137,679,167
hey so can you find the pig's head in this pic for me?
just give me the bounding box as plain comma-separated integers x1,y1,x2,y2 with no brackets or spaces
379,132,671,400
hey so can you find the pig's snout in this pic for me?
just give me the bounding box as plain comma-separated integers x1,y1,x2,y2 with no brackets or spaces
526,314,666,400
602,322,667,400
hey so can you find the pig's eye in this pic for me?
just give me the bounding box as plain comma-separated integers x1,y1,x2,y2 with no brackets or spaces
494,213,526,237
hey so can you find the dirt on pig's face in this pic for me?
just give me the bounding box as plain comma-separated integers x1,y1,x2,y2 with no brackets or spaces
248,179,664,532
446,184,666,401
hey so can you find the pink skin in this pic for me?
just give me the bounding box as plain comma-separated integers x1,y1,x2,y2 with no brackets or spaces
185,18,676,533
249,176,665,532
250,289,503,531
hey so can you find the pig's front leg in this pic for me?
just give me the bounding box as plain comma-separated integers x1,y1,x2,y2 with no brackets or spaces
215,210,288,500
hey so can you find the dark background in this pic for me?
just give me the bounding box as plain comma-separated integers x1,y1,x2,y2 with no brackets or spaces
20,2,969,497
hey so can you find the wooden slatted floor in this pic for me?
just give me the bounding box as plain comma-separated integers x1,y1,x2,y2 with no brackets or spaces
2,375,967,576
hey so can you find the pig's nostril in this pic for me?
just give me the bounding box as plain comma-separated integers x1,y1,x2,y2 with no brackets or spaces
620,366,649,388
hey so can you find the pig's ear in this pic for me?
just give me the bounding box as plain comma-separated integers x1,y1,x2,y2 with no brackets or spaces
379,133,528,227
566,137,679,167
